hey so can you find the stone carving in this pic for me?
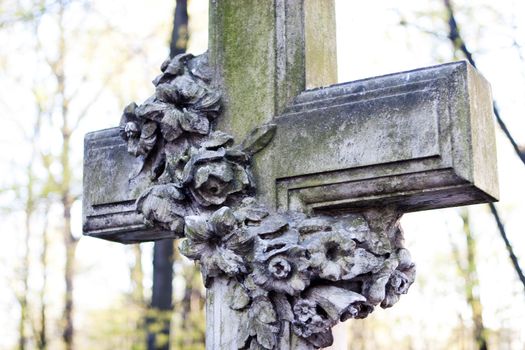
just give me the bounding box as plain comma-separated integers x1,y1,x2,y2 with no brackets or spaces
120,53,416,349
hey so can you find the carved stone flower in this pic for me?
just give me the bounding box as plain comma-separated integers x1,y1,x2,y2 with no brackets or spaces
134,96,211,142
302,230,357,281
182,147,252,207
251,247,311,296
179,207,252,286
136,184,186,235
119,102,158,157
304,230,385,282
152,53,221,135
381,248,416,308
291,299,330,339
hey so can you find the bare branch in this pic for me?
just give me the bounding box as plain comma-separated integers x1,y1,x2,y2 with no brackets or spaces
443,0,525,166
488,203,525,296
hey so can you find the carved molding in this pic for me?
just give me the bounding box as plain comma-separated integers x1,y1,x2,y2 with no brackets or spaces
120,53,416,349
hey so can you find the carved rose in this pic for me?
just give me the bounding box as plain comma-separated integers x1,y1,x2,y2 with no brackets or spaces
252,247,311,296
182,147,252,207
179,207,252,286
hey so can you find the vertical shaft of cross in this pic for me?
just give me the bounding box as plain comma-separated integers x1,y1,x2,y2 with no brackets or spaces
209,0,337,145
206,1,337,349
209,0,337,212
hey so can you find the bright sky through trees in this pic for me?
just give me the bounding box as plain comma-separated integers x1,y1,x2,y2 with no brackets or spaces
1,0,524,348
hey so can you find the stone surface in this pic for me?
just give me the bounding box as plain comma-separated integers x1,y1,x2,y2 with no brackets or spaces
83,127,167,243
256,61,498,213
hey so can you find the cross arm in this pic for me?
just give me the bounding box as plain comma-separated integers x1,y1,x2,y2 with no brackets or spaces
82,127,174,243
255,61,498,213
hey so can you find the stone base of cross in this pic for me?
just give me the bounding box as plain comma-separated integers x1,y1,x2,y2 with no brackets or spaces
83,1,498,349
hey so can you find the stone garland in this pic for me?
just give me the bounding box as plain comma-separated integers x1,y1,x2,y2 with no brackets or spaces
120,53,416,349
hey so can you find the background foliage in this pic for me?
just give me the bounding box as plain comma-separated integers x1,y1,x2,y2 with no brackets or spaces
1,0,524,349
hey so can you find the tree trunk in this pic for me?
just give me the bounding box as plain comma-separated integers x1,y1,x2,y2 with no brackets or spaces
147,1,188,349
62,194,78,350
148,240,174,350
169,0,189,59
131,245,145,306
37,214,49,350
178,265,205,349
460,210,489,350
19,118,39,350
18,201,31,350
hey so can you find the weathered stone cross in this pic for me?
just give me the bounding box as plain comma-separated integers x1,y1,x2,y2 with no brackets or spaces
83,1,498,349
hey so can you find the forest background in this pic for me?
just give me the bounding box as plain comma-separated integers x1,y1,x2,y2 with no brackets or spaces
1,0,525,349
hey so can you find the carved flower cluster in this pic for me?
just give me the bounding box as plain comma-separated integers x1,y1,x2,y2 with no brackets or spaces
120,54,268,236
178,201,416,349
122,53,417,350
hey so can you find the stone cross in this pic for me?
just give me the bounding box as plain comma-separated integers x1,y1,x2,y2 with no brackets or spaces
83,1,498,349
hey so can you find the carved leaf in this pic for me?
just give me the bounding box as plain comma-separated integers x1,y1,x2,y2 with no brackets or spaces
342,248,384,280
179,109,210,134
156,83,179,103
187,53,213,82
135,184,186,234
135,97,170,121
250,298,279,350
251,216,288,239
178,239,207,260
228,281,251,310
209,206,237,235
306,331,334,349
213,246,247,275
270,293,294,322
159,108,184,141
192,90,222,114
240,123,277,156
184,215,211,242
297,217,333,234
235,207,268,224
304,286,366,322
202,131,234,149
362,258,399,305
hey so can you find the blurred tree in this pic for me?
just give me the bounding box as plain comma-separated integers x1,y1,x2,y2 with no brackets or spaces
1,0,141,348
172,253,205,350
82,300,149,350
36,208,50,350
4,70,53,350
47,3,80,348
131,245,146,308
443,0,525,296
451,210,489,350
16,118,39,350
147,1,189,350
129,245,146,349
463,212,489,350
